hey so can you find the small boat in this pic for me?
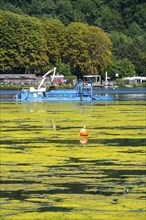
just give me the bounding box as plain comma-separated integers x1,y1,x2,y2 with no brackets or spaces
15,68,114,102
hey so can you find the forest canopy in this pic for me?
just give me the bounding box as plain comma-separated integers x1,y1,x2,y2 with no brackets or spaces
0,0,146,77
0,11,112,76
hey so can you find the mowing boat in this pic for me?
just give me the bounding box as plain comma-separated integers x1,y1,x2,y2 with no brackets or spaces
15,68,114,102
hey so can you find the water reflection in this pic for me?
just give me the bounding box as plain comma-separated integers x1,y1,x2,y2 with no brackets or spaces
80,137,88,146
1,137,145,146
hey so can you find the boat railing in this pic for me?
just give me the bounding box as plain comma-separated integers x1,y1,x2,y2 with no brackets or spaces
77,82,93,100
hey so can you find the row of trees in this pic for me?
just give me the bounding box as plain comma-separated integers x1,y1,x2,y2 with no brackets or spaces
0,0,145,29
0,0,146,77
0,10,113,78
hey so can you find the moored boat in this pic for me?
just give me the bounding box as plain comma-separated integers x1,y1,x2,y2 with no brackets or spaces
14,68,114,102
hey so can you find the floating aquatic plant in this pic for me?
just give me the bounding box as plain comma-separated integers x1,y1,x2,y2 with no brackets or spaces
0,101,145,220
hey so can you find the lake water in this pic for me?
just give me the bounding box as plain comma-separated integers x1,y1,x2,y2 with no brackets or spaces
0,87,146,95
0,99,146,220
0,87,146,102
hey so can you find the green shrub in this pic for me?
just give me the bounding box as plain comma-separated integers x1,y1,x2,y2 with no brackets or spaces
115,79,126,87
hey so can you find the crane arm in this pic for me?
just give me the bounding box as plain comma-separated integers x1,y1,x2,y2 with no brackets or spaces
38,67,56,90
51,67,56,82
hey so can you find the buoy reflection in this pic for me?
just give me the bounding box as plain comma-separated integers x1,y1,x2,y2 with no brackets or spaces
80,137,88,146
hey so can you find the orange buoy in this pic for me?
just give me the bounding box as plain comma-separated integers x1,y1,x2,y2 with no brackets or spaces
80,126,88,136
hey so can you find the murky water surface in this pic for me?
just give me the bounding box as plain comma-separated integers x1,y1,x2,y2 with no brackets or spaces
0,101,146,220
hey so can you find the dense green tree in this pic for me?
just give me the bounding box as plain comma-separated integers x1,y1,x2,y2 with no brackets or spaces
87,25,112,74
53,0,74,25
118,0,146,29
62,22,112,77
26,0,55,17
62,22,90,77
95,6,124,32
131,34,146,76
107,58,136,79
55,58,71,76
0,11,49,74
72,0,102,25
110,30,146,76
41,18,65,65
110,31,133,59
0,0,23,14
18,16,49,74
125,22,145,37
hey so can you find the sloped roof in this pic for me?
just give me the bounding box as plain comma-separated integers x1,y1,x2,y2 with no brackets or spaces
124,76,146,80
0,74,36,79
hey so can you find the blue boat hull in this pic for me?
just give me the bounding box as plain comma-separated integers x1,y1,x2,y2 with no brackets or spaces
16,87,114,102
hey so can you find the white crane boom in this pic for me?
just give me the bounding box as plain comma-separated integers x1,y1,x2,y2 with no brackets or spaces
38,67,56,90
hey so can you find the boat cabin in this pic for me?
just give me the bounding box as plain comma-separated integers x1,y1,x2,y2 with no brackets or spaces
83,75,101,86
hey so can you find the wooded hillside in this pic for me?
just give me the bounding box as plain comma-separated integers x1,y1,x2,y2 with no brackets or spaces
0,0,146,78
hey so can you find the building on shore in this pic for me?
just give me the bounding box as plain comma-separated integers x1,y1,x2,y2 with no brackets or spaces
0,74,68,87
123,76,146,85
0,74,37,85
